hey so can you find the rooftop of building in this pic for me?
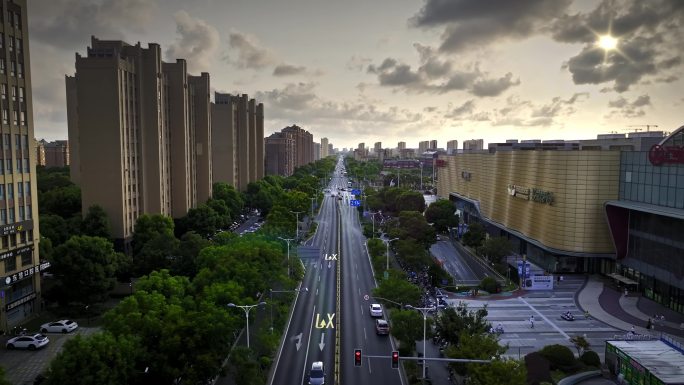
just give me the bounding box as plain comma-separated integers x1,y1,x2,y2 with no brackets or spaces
607,339,684,384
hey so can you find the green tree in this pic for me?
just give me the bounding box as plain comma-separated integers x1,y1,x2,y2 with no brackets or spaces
389,211,436,248
480,236,513,264
462,222,486,248
44,333,140,385
570,335,590,356
181,204,220,238
206,198,232,229
446,331,507,376
395,240,431,272
39,236,54,262
367,238,385,258
390,309,429,355
171,232,210,277
468,358,526,385
0,366,11,385
51,236,123,305
373,276,422,308
133,214,175,255
396,191,426,213
39,184,81,218
135,232,180,276
434,303,490,347
424,199,459,232
81,205,112,239
39,214,70,246
213,182,244,218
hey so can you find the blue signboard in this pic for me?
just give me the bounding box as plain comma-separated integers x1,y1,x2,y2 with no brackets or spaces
351,189,361,195
350,199,361,207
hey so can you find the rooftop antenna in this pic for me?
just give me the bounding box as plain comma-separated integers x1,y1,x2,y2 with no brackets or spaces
628,124,658,132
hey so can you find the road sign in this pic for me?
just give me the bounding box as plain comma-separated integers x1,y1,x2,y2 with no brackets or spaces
350,199,361,207
363,294,369,301
351,189,361,195
384,271,389,280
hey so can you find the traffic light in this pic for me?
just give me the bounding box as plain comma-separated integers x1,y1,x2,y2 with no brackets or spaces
354,349,362,367
391,351,399,369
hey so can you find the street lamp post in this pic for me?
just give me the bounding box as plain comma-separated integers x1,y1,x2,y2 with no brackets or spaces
405,305,436,380
369,211,379,238
384,237,399,271
291,211,302,240
310,197,316,221
269,287,308,333
227,302,267,349
278,237,295,278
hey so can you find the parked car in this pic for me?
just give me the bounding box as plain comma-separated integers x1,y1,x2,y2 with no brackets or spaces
308,361,325,385
375,319,390,335
6,334,50,350
40,319,79,334
369,303,383,317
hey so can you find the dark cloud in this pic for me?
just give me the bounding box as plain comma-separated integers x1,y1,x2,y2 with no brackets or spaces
471,73,520,97
607,94,651,118
531,92,589,118
552,0,684,92
445,100,475,119
227,31,277,69
273,63,307,77
411,0,572,52
30,0,158,49
165,11,219,73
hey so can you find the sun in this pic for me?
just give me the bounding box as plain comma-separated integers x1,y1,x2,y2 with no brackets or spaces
598,35,618,50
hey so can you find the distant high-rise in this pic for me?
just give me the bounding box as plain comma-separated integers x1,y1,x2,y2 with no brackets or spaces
1,0,45,329
265,131,295,176
463,139,484,151
398,141,406,150
447,140,458,155
282,125,314,167
429,140,437,149
314,142,321,161
320,137,329,158
418,141,429,154
212,93,238,187
374,142,382,154
36,139,70,168
328,143,333,155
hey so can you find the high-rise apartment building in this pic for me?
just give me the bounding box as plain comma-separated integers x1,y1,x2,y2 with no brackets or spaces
282,125,313,168
35,139,45,166
446,140,458,155
429,140,437,150
35,139,69,168
418,140,429,154
211,93,263,191
67,37,212,247
374,142,382,155
398,141,406,150
1,0,45,331
265,131,295,176
463,139,484,151
314,142,320,161
320,137,329,158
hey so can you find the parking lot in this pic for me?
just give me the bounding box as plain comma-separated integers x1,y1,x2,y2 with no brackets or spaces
0,327,98,385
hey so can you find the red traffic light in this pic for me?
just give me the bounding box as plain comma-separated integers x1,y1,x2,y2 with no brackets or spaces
354,349,362,367
391,351,399,369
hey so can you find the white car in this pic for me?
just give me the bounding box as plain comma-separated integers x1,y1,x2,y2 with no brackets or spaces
369,303,383,317
40,319,79,334
308,361,325,385
6,334,50,350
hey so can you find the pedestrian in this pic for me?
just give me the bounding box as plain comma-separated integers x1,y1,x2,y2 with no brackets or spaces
556,275,560,283
560,275,564,284
630,325,635,335
646,318,652,330
624,288,628,297
530,315,535,329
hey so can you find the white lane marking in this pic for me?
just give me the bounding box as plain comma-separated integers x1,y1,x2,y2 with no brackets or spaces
367,356,372,374
316,288,319,296
363,327,367,341
300,306,316,385
356,273,359,281
519,296,570,339
358,287,361,296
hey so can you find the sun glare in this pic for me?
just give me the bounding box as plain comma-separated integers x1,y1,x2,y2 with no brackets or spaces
598,35,618,50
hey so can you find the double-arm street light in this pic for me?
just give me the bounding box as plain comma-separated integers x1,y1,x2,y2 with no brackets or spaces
269,287,308,332
384,237,400,271
227,301,267,349
405,305,436,380
291,211,303,240
278,237,295,278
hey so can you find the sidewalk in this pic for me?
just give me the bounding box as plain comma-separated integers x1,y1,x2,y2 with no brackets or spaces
576,275,684,339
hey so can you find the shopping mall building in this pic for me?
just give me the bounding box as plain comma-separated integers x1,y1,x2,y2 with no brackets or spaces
437,128,684,313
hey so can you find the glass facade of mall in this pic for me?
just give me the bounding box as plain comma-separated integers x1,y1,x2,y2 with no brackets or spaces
607,127,684,314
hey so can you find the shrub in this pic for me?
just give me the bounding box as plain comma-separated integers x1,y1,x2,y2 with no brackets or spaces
524,351,552,385
540,344,576,370
480,276,499,293
580,350,601,367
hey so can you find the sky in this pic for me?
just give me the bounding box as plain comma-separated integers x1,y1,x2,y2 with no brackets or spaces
28,0,684,150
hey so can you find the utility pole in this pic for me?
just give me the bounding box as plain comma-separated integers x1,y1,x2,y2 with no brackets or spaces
291,211,302,240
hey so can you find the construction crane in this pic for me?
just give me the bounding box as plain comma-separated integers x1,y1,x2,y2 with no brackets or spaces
628,124,658,132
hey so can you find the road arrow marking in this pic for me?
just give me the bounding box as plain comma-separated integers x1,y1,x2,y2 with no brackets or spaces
291,333,303,351
319,333,325,351
328,261,332,269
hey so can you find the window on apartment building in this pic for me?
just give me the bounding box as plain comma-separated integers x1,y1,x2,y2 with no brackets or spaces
15,38,21,54
6,183,12,199
1,84,6,100
12,110,17,126
4,256,16,272
0,159,3,175
5,159,11,174
20,111,25,126
18,206,24,220
0,184,4,199
26,205,31,220
8,36,13,52
9,233,15,247
16,157,21,173
19,87,24,103
21,249,30,265
0,59,5,75
10,61,15,77
17,182,22,197
8,207,14,223
15,134,19,148
3,134,8,149
18,63,23,78
24,182,30,196
22,158,28,173
11,86,16,101
0,32,3,49
22,135,28,149
2,109,7,125
0,209,5,225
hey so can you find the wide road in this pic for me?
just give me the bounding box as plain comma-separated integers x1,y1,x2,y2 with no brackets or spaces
270,167,340,385
338,166,403,384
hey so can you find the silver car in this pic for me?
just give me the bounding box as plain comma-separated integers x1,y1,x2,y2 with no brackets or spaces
6,334,50,350
308,361,325,385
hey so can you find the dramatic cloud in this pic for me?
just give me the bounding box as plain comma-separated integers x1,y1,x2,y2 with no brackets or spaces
367,45,519,96
531,93,589,118
273,63,307,77
165,11,220,73
411,0,572,52
227,31,277,69
30,0,158,49
445,100,475,119
607,94,651,118
553,0,684,92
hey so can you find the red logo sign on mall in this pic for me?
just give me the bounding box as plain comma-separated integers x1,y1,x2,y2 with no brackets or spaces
648,144,684,166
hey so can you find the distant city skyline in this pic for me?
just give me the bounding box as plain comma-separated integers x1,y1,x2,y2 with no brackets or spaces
29,0,684,148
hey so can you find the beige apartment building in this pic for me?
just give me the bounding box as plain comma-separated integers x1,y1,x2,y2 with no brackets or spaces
282,125,314,167
0,0,45,332
265,131,295,176
320,137,329,158
211,92,264,191
67,37,212,247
